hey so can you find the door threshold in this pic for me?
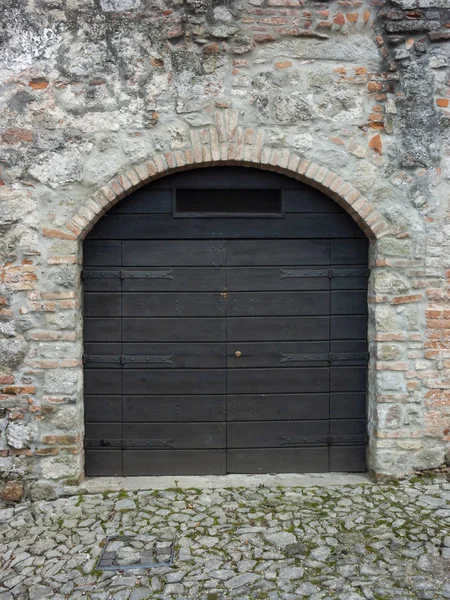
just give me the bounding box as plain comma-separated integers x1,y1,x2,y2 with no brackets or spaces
73,472,371,495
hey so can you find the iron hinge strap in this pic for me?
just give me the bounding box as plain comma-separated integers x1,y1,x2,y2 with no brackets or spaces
82,270,121,279
85,439,176,449
83,355,175,365
327,434,368,445
280,268,368,279
280,352,369,363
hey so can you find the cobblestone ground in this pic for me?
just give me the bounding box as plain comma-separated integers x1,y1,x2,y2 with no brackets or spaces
1,479,450,600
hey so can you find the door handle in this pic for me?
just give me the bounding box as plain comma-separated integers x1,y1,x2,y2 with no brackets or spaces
235,351,242,358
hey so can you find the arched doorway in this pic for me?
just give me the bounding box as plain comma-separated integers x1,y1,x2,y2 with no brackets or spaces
82,167,369,476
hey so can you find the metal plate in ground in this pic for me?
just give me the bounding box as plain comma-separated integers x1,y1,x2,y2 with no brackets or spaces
97,532,176,570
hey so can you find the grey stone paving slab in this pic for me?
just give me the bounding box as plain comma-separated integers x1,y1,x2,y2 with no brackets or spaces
0,478,449,599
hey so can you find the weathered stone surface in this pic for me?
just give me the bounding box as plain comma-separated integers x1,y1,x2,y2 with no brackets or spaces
28,481,59,501
0,480,24,502
0,0,448,490
0,338,26,369
273,92,312,124
5,423,34,449
41,455,81,479
0,481,449,598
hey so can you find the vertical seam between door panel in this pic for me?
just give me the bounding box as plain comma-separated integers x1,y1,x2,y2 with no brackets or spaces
225,239,228,472
328,239,331,471
120,240,124,475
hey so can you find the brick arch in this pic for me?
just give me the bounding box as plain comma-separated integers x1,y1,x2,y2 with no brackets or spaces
64,112,392,241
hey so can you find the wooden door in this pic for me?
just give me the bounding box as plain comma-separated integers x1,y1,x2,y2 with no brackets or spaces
83,167,368,476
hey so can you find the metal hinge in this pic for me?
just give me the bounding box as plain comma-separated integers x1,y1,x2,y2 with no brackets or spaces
280,268,368,279
82,270,121,280
85,438,176,449
121,270,174,280
82,269,174,280
327,434,368,446
280,352,369,363
83,354,175,365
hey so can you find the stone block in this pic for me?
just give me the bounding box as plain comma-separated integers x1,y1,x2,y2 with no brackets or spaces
1,480,24,502
41,455,82,480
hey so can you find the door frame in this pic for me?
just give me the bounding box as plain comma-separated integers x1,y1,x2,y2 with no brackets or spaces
55,121,395,480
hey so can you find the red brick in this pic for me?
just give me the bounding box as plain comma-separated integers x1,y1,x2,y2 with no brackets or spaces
254,33,277,43
42,228,77,241
36,448,60,456
368,81,383,92
376,362,409,371
47,256,77,265
1,386,36,395
42,435,78,445
29,79,49,90
391,294,422,304
333,12,346,25
2,128,33,144
369,134,382,155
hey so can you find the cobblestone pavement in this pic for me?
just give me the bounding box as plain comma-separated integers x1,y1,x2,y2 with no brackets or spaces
1,479,450,600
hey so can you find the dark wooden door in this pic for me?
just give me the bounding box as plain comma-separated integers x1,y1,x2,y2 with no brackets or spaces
83,168,368,476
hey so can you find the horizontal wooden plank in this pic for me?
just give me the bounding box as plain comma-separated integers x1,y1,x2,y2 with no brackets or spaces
229,291,329,316
331,340,368,354
228,368,329,394
85,422,121,441
175,188,282,216
227,342,329,368
123,369,226,395
228,317,329,341
284,189,345,213
84,342,121,355
330,393,366,419
84,293,121,317
83,274,121,293
85,450,123,477
88,213,365,240
84,241,121,266
330,446,366,472
123,318,226,342
124,449,227,475
122,241,226,266
227,420,329,448
122,343,226,368
84,318,121,342
331,239,369,265
122,268,226,292
227,448,329,473
331,316,367,340
227,394,329,421
228,240,329,266
331,291,367,315
84,369,121,395
330,366,367,392
227,267,330,291
331,274,368,291
85,396,122,422
122,293,225,317
124,395,226,422
146,166,304,190
122,422,226,449
108,189,173,214
330,419,366,436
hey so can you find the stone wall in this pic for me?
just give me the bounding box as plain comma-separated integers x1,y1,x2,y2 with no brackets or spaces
0,0,449,500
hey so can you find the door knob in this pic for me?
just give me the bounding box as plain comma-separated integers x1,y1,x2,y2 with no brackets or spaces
235,351,242,358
